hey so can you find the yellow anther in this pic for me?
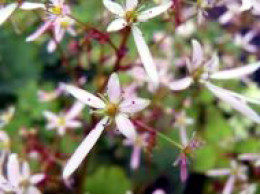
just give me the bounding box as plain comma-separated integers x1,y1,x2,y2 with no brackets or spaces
125,10,138,24
105,103,118,117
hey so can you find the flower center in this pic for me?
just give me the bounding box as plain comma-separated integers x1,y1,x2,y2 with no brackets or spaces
125,10,138,24
49,6,62,15
57,117,66,126
105,103,118,117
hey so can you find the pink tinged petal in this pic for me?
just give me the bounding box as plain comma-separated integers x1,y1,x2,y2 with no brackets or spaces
126,0,138,11
180,154,188,182
65,85,105,109
103,0,125,17
107,73,121,103
7,154,20,187
20,2,45,10
130,146,141,170
210,62,260,80
107,18,127,32
207,169,231,176
43,111,58,121
47,40,57,53
137,1,172,22
240,0,252,11
223,175,235,194
115,114,137,140
30,174,45,184
205,83,260,123
26,21,52,42
0,3,17,26
119,97,150,114
63,117,108,179
132,26,159,86
168,77,193,91
219,11,233,24
66,101,85,120
191,39,203,70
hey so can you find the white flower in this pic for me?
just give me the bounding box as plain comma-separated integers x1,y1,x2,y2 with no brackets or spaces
168,40,260,123
207,160,247,194
62,73,150,179
0,154,45,194
44,101,84,136
0,2,44,26
103,0,172,86
234,30,257,53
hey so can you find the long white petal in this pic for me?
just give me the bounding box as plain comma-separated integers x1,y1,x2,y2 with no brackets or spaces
132,26,159,86
115,114,137,140
0,3,17,26
66,101,85,120
223,176,235,194
137,1,172,22
168,77,193,91
205,82,260,123
107,73,121,104
20,2,45,10
119,97,150,113
7,154,20,187
191,39,203,70
65,85,105,109
63,117,108,179
210,62,260,80
126,0,138,11
107,18,127,32
103,0,125,17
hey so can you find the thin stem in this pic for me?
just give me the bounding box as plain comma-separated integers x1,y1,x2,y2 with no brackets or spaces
157,132,183,150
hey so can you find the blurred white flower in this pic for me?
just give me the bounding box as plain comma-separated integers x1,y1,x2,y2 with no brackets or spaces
0,106,15,128
234,30,257,53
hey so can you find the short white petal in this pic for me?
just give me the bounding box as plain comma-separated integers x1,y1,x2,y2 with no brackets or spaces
119,97,150,113
137,1,172,22
20,2,45,10
210,62,260,80
205,82,260,123
107,73,121,103
0,3,17,26
63,117,108,179
7,154,20,187
103,0,125,17
43,111,58,121
191,39,204,70
115,114,137,140
66,101,85,120
207,169,231,176
30,174,45,184
126,0,138,11
240,0,253,11
168,77,193,91
132,26,159,85
107,18,127,32
65,85,105,109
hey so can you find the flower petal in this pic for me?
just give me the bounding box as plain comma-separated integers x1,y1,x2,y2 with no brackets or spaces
0,3,17,26
26,20,52,42
43,111,58,121
107,18,127,32
63,117,108,179
132,26,159,85
223,175,235,194
21,161,30,179
239,0,252,11
30,174,45,184
210,62,260,80
115,114,137,140
168,77,193,91
191,39,203,70
126,0,138,11
103,0,125,17
20,2,45,10
137,1,172,22
7,154,20,187
65,85,105,109
107,73,121,103
130,146,141,170
205,82,260,123
66,101,85,120
207,169,231,176
119,97,150,113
